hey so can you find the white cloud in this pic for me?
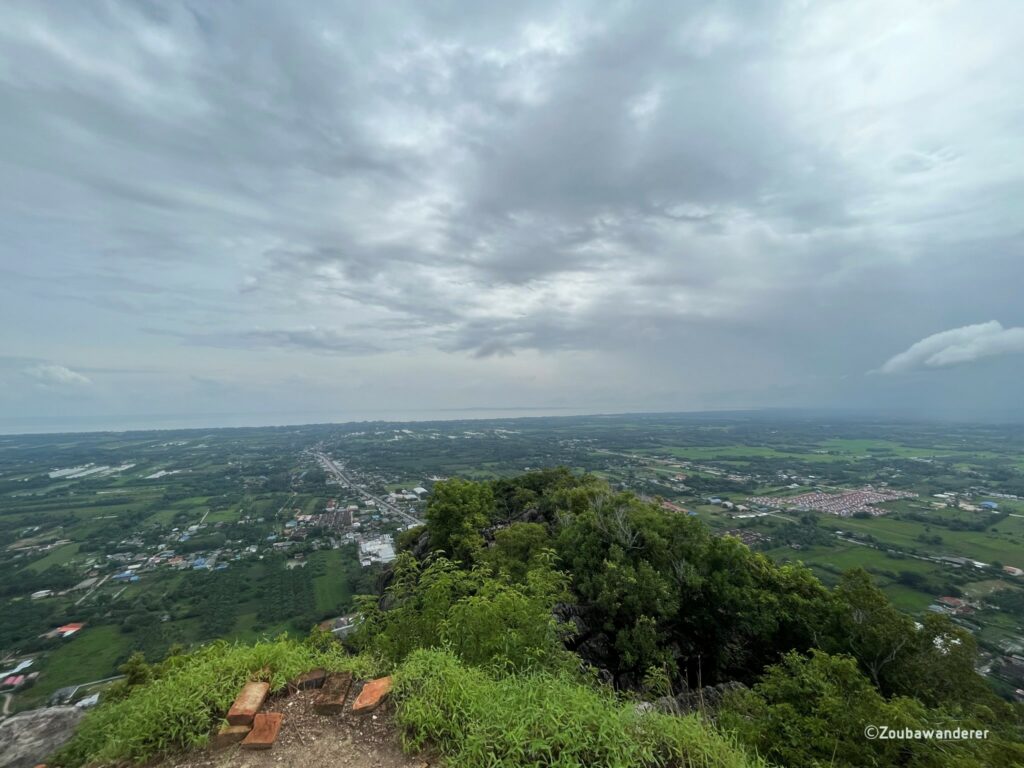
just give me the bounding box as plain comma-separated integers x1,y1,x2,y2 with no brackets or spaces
24,364,92,386
878,321,1024,374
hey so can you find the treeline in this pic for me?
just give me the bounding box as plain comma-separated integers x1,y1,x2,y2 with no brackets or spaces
355,468,1024,768
901,508,1010,532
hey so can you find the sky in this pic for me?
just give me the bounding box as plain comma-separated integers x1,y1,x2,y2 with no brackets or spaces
2,0,1024,432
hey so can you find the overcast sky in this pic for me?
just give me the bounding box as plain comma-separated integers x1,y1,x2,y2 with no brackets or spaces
2,0,1023,432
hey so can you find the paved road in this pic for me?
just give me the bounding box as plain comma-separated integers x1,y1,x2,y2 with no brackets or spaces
315,453,424,527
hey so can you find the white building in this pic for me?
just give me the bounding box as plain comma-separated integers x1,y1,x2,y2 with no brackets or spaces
359,535,396,565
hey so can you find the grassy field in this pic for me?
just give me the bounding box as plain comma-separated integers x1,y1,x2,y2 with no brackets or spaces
879,583,936,613
21,625,131,708
833,515,1024,566
310,550,352,615
24,542,82,572
764,539,951,612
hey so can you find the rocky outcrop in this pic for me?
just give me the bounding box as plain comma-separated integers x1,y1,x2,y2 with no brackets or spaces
409,529,431,559
551,603,620,685
0,706,84,768
637,681,747,717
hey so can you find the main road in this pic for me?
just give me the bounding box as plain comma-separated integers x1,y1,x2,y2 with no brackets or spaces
315,452,424,527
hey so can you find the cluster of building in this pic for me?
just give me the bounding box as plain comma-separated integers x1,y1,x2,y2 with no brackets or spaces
707,498,758,516
748,487,917,517
929,595,976,616
359,535,397,566
722,529,770,547
387,487,429,503
929,492,1002,513
659,500,695,515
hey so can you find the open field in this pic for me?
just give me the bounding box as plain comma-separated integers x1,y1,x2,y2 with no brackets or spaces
18,625,130,709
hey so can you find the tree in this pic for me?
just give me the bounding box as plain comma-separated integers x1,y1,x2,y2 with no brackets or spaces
830,569,915,691
886,613,997,710
483,522,549,582
425,479,493,563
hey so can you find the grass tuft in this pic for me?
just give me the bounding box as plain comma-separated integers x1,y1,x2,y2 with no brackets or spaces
394,648,766,768
52,637,377,767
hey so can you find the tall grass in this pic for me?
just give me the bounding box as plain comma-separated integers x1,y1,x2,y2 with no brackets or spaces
52,637,376,767
394,649,767,768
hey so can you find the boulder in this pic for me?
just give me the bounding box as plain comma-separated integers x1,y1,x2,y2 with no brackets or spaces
0,706,84,768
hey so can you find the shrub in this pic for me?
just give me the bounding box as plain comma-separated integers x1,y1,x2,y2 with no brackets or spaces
353,553,574,674
394,648,766,768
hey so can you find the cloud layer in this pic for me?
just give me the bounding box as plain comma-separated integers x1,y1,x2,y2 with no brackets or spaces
879,322,1024,374
1,1,1024,428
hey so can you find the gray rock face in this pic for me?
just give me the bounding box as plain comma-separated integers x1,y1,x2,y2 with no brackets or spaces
649,681,748,716
410,530,431,559
0,706,83,768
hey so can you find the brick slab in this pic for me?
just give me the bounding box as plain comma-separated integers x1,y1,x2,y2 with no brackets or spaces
313,671,353,714
210,724,251,749
240,712,283,750
289,667,327,693
352,676,392,713
226,681,270,726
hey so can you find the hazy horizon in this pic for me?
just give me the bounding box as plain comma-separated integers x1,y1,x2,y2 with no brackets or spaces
5,403,1024,438
3,1,1024,427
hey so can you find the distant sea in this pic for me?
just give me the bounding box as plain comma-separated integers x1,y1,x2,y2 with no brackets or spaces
0,407,609,435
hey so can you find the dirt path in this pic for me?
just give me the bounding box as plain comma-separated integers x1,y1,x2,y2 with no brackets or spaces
159,688,431,768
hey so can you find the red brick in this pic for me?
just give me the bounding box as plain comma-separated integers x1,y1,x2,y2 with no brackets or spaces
226,681,270,726
313,671,352,714
352,676,392,713
210,724,251,749
240,712,283,750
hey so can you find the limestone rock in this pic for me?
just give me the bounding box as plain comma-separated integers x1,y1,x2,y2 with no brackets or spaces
0,706,84,768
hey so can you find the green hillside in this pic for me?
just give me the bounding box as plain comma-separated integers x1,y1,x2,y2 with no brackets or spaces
53,470,1024,767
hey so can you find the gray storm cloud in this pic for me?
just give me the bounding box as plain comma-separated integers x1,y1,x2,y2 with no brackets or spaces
1,1,1024,428
878,322,1024,374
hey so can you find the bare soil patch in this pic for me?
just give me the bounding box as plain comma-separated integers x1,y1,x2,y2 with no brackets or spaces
158,687,430,768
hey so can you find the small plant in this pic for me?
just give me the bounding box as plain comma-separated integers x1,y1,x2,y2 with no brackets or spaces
643,662,675,699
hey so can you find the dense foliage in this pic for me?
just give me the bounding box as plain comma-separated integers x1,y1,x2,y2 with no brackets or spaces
391,469,1023,766
353,552,573,674
720,650,1024,767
